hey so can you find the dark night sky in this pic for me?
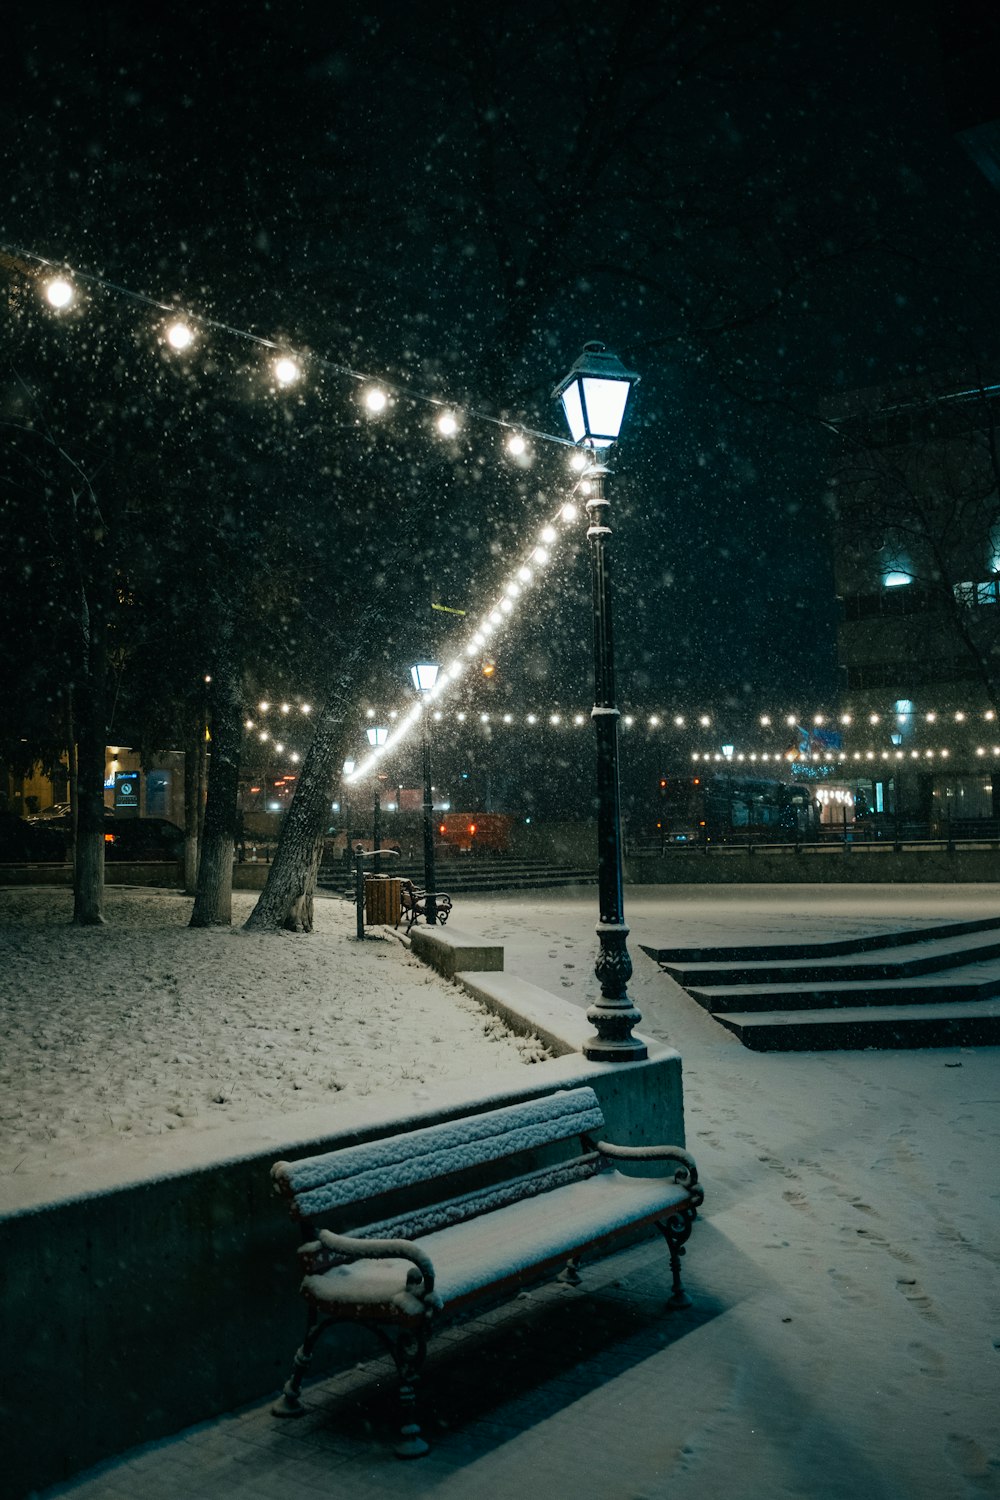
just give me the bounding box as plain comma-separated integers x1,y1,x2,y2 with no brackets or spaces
5,0,1000,718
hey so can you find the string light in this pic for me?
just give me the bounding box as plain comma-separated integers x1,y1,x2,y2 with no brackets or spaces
165,319,195,351
44,276,75,309
7,242,581,453
272,355,301,387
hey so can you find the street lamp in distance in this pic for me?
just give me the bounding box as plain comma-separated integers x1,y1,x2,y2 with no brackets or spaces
554,341,647,1062
366,726,389,871
410,662,441,923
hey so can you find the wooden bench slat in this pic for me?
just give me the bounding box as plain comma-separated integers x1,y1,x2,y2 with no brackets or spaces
301,1169,695,1317
271,1083,702,1456
302,1155,604,1262
274,1087,605,1219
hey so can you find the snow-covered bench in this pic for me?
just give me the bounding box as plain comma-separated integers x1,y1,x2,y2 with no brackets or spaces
396,878,453,932
270,1085,702,1457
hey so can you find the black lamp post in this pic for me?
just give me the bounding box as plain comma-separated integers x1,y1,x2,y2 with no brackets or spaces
366,725,388,872
341,759,355,860
554,341,647,1062
410,662,441,924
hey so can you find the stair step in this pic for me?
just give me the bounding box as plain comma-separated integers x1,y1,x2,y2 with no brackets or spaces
317,862,596,896
640,914,1000,966
687,971,1000,1013
713,998,1000,1051
651,928,1000,988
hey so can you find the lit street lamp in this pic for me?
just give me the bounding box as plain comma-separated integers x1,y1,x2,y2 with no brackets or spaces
554,341,647,1062
366,725,388,871
410,662,441,923
341,759,356,859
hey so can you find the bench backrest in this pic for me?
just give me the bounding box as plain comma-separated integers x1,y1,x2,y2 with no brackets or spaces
272,1086,606,1226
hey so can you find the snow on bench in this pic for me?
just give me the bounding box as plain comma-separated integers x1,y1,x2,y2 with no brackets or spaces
270,1085,703,1457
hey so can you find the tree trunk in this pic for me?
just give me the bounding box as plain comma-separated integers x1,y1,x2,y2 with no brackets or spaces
243,698,344,933
189,667,242,928
73,712,106,925
183,712,204,895
72,576,109,925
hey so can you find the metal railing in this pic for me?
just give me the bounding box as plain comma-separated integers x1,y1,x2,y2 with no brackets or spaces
628,818,1000,859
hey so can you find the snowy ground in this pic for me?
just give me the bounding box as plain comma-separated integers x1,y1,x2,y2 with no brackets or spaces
0,886,546,1209
456,884,1000,1500
8,880,1000,1497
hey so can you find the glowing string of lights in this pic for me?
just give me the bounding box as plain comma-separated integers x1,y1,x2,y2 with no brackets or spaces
1,243,577,450
344,484,592,783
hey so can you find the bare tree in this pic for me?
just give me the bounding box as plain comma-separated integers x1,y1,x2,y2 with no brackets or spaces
830,372,1000,707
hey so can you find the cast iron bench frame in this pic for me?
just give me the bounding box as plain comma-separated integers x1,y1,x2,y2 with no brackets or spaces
396,877,453,932
270,1084,702,1457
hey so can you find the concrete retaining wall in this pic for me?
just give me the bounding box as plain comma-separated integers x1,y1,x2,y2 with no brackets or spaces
0,862,272,890
1,945,684,1498
625,847,1000,884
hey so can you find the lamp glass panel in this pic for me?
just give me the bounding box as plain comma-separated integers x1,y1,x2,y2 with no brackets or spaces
410,662,440,693
559,381,586,443
581,376,630,443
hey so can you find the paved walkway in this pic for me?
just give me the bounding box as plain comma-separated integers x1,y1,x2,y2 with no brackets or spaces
39,885,1000,1500
42,1231,731,1500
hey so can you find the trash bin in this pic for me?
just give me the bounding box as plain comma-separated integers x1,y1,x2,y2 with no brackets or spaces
364,875,402,926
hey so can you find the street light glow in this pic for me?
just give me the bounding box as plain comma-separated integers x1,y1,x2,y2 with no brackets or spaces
364,387,388,412
273,356,301,386
44,277,75,309
166,320,194,350
437,412,458,436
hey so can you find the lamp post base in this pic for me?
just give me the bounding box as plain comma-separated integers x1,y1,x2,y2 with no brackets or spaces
587,921,647,1061
582,1026,648,1064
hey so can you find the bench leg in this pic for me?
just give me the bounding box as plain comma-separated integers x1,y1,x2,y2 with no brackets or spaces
656,1205,698,1310
374,1324,430,1458
558,1255,582,1286
271,1307,330,1417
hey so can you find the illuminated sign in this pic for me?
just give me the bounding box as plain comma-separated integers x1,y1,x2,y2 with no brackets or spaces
115,772,138,810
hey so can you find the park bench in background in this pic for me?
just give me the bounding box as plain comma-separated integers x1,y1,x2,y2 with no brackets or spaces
396,877,453,932
271,1084,702,1457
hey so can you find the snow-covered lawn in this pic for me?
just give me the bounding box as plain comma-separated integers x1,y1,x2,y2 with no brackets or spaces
0,886,546,1208
7,879,1000,1497
455,884,1000,1500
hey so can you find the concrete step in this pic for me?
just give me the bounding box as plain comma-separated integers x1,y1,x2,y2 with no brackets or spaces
640,913,1000,966
713,998,1000,1051
318,861,596,895
650,927,1000,988
686,969,1000,1013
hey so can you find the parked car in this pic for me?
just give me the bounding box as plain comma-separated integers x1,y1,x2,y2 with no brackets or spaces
0,813,67,862
17,813,185,862
103,818,185,862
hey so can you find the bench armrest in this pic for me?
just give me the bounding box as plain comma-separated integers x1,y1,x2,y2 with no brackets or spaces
315,1226,438,1303
596,1140,700,1189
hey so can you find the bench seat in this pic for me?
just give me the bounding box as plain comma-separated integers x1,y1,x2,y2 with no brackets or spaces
272,1084,701,1457
302,1168,695,1321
